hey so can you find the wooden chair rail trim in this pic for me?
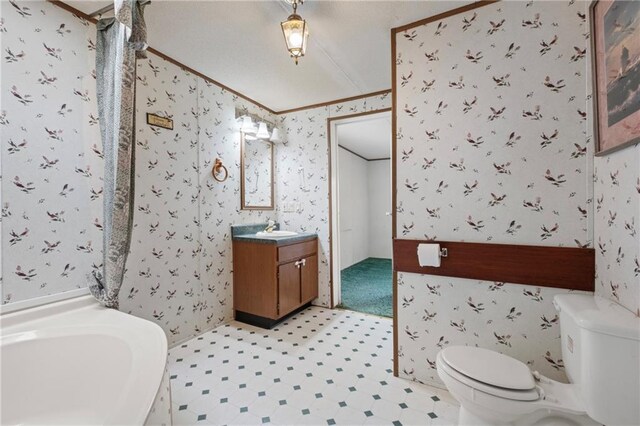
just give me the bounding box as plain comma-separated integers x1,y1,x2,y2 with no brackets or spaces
393,239,595,292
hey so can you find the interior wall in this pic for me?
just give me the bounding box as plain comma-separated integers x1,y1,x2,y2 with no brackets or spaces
338,148,370,269
123,52,277,345
587,7,640,316
594,146,640,315
394,0,593,387
367,160,392,259
1,2,101,305
275,94,391,307
1,1,276,346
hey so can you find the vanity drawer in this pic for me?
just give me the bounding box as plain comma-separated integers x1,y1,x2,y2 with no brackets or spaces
278,239,317,263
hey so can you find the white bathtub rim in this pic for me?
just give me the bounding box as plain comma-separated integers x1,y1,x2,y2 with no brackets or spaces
1,294,168,425
0,287,91,316
0,291,95,328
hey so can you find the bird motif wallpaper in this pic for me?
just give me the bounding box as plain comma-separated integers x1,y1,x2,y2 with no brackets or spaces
120,54,278,345
394,0,596,387
594,146,640,316
2,1,102,305
1,0,277,346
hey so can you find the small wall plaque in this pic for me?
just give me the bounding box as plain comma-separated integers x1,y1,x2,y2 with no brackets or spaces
146,113,173,130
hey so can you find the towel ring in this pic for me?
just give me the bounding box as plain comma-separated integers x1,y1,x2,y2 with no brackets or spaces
212,158,228,182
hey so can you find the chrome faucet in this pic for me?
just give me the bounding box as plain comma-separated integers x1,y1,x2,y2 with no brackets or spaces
264,220,276,233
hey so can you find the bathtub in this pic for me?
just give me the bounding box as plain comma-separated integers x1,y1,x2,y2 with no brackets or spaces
0,295,171,425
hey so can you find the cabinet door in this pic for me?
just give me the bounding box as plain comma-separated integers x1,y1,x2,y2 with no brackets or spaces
278,261,301,316
301,254,318,303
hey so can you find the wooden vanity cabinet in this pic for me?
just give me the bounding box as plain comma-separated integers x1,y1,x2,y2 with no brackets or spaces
233,237,318,328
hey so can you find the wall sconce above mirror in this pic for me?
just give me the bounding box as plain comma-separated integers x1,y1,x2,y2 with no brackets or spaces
235,108,282,143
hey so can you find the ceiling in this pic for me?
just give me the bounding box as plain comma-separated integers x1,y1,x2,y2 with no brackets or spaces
67,0,468,112
336,112,391,160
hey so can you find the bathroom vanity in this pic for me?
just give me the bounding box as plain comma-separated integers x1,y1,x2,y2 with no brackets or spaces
232,224,318,328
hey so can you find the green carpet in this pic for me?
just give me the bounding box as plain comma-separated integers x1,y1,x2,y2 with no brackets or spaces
336,257,392,318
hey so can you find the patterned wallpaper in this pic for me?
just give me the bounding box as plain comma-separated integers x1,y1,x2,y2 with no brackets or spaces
594,146,640,316
1,1,102,304
1,1,276,346
275,94,391,307
394,0,594,387
120,55,277,345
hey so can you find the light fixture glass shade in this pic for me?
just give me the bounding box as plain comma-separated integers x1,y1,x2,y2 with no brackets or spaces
240,116,256,134
281,13,308,65
256,122,270,139
244,134,257,141
270,127,281,143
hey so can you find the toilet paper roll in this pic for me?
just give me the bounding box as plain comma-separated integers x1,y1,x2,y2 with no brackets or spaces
417,243,441,267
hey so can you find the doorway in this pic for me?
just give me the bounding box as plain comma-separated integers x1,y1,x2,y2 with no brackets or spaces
329,110,393,317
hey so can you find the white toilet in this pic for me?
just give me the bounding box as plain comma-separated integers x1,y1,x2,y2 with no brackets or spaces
436,294,640,426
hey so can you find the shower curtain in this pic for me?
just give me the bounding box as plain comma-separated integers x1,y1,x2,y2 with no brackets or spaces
90,0,148,309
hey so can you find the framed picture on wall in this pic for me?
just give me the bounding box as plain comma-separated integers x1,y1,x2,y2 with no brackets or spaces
590,0,640,155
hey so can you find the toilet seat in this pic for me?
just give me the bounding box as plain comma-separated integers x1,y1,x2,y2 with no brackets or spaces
441,346,536,390
437,347,541,402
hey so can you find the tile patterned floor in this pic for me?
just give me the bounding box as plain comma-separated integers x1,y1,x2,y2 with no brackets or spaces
168,307,459,425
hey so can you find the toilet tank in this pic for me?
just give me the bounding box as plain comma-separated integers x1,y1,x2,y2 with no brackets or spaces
554,294,640,426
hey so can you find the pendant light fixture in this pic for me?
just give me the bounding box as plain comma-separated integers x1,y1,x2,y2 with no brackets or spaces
280,0,308,65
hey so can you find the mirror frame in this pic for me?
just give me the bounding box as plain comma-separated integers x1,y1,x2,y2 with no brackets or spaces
240,133,275,210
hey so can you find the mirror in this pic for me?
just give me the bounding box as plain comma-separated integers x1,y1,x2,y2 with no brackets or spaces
241,134,274,210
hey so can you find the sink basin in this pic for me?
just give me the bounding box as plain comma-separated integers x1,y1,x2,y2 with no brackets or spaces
256,230,298,237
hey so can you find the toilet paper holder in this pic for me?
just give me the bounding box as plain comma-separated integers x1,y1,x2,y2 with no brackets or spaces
416,243,448,268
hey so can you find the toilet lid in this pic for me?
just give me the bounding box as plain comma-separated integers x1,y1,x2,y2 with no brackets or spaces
441,346,536,391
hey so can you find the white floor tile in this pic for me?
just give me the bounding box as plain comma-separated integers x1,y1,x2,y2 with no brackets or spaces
331,405,370,425
397,407,432,426
371,398,408,422
230,412,264,425
343,389,375,412
269,404,305,425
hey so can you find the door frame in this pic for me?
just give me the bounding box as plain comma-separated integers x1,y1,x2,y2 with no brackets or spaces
326,108,393,309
